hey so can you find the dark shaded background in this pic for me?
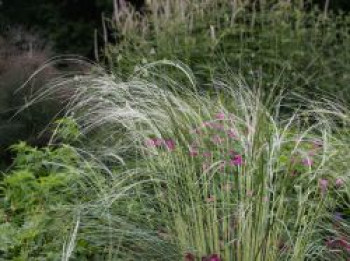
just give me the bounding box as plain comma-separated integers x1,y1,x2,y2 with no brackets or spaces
0,0,349,57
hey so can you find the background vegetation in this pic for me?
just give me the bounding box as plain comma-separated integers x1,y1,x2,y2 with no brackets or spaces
0,0,349,260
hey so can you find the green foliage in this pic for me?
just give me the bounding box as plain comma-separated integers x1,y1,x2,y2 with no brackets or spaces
107,1,350,104
0,142,81,260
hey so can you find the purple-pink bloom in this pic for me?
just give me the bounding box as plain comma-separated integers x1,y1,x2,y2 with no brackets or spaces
230,154,243,166
215,112,225,120
335,178,344,188
165,139,176,151
145,138,156,147
153,138,163,146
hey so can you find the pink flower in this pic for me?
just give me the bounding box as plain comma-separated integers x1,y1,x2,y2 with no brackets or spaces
335,178,344,187
302,157,313,167
145,138,156,147
215,112,225,120
145,138,163,147
230,154,243,166
153,138,163,146
165,139,176,151
319,179,328,194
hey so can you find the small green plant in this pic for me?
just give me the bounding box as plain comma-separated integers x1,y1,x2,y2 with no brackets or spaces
0,142,80,259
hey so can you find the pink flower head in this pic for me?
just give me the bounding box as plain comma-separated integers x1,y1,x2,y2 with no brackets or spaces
215,112,225,120
153,138,163,147
335,178,344,188
145,138,163,147
145,138,156,147
230,154,243,166
319,179,329,194
165,139,176,151
302,157,313,167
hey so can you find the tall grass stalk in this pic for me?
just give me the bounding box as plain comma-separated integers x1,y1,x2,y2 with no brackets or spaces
27,61,349,260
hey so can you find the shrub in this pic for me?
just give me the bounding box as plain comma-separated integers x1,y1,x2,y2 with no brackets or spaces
22,62,349,260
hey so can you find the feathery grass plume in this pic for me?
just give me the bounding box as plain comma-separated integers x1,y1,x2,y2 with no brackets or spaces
26,60,349,260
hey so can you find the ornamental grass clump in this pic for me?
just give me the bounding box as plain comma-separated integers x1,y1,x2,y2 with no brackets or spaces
18,62,349,260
